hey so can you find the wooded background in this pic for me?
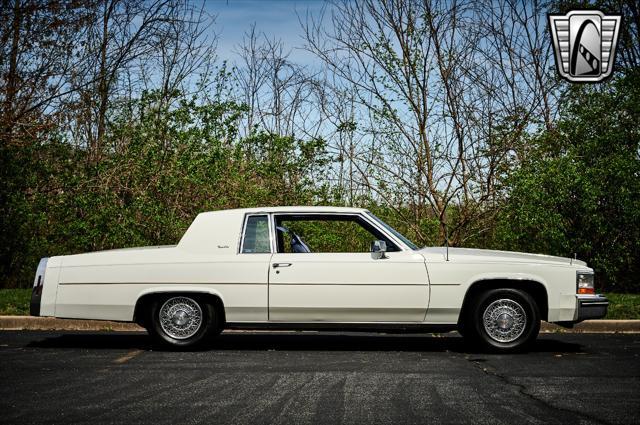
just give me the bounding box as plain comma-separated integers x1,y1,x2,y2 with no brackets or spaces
1,0,638,291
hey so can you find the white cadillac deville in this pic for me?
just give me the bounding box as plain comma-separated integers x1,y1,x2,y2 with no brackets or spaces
30,206,608,351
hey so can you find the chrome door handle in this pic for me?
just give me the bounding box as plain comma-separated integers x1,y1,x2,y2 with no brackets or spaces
272,263,292,268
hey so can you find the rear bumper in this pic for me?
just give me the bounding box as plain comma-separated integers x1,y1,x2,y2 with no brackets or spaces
575,294,609,321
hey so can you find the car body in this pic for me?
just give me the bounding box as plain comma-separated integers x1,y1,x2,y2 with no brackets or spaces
30,206,608,351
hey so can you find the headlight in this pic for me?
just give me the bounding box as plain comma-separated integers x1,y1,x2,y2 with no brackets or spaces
576,271,595,294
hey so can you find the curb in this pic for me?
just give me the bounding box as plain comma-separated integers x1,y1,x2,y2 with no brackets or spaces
1,316,639,333
0,316,144,332
540,320,640,333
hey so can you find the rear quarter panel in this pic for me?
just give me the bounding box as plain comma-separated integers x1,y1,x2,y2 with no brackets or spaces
52,249,270,322
50,210,272,322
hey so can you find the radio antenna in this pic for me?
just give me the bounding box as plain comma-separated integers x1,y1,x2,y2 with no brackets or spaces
444,226,449,262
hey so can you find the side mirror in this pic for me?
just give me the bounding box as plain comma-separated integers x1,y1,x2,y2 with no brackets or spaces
371,240,388,260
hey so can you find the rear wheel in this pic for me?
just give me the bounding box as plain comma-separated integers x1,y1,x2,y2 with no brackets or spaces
464,288,540,352
147,294,218,349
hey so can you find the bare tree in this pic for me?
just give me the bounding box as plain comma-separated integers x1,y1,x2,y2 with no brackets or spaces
303,0,557,245
59,0,217,163
617,0,640,70
234,24,269,134
144,1,217,106
0,0,94,146
233,25,329,140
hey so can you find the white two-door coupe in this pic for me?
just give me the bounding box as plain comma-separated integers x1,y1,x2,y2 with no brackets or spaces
30,206,607,351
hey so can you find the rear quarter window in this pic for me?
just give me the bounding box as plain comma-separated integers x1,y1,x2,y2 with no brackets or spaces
241,215,271,253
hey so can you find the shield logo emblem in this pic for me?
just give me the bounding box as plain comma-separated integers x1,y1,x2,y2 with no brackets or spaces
549,10,622,82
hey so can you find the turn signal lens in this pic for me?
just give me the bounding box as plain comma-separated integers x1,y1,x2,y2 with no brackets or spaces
577,271,595,294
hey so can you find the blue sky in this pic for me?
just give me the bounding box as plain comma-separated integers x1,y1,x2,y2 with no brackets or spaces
205,0,330,67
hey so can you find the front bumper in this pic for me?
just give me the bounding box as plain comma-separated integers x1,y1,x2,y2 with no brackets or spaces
30,257,48,317
30,281,42,316
575,294,609,321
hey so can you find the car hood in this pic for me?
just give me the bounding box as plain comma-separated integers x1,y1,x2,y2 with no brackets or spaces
418,247,587,267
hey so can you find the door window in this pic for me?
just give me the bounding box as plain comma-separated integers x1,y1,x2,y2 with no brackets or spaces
274,214,399,253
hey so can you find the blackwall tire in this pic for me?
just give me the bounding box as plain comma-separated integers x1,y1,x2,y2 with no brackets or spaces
465,288,540,353
147,294,217,350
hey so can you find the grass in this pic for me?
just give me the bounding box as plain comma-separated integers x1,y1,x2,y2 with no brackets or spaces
0,288,31,316
604,293,640,320
0,288,638,319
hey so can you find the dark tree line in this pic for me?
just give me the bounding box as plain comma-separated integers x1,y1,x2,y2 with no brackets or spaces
0,0,638,291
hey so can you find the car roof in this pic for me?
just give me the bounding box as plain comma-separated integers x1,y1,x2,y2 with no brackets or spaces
206,206,369,214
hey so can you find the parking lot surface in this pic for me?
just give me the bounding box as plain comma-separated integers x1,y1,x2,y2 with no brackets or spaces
1,331,639,424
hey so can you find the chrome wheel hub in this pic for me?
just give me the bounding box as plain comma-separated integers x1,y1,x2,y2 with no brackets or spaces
172,310,189,326
159,297,202,339
482,299,527,343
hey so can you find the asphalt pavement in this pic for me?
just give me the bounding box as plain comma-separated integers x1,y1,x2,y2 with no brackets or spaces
1,331,639,425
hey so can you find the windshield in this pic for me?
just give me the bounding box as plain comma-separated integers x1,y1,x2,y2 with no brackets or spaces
365,212,419,250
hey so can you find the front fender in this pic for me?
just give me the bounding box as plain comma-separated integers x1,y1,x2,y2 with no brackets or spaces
463,272,549,292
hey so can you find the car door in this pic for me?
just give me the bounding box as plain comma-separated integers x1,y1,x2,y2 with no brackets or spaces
268,213,429,322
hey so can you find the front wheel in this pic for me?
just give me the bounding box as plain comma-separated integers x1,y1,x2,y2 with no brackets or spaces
464,288,540,352
147,294,218,349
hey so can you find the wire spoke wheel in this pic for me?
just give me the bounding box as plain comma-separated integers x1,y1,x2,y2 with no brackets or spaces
159,296,203,340
482,298,527,343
